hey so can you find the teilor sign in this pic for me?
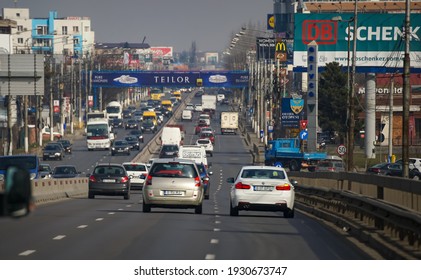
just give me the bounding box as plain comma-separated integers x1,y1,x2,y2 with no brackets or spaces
90,71,249,88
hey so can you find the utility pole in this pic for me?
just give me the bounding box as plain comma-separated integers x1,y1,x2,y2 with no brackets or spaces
402,0,411,178
49,57,54,142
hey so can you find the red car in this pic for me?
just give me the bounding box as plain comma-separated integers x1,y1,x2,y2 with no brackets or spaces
199,131,215,144
195,121,209,134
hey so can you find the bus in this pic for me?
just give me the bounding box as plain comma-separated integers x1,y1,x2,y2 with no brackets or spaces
86,111,107,123
105,101,122,120
86,118,113,150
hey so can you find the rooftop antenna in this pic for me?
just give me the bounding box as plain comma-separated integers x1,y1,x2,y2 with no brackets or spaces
13,0,18,8
141,36,146,44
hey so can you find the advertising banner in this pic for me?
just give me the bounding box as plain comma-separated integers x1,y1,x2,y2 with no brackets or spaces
91,71,249,88
294,13,421,72
281,98,305,128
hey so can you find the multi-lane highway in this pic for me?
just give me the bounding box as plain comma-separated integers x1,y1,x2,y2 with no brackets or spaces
0,93,372,260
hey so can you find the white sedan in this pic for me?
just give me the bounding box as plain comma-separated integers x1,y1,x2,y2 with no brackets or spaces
227,165,296,218
196,138,213,157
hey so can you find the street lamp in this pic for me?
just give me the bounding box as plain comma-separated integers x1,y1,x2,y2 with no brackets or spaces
332,11,358,172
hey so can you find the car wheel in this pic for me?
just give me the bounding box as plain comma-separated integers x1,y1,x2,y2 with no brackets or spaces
412,175,420,180
230,201,239,216
124,193,130,200
195,204,203,214
142,199,151,213
289,160,300,171
284,208,295,218
210,152,213,157
88,192,94,199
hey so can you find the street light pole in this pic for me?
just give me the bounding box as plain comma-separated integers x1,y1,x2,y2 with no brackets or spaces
348,2,358,172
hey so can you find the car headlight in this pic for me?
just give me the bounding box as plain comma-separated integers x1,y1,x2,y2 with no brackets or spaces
30,172,37,180
55,153,61,156
111,147,115,150
125,147,129,150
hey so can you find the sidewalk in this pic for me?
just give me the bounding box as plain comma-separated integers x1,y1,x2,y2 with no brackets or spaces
238,115,266,164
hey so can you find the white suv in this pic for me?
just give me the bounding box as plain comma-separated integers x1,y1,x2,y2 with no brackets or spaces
122,162,148,190
196,138,213,157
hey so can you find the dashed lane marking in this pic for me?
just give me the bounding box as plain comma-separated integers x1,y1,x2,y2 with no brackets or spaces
213,228,220,232
53,235,66,240
210,239,219,244
95,218,104,221
205,254,216,260
108,212,115,215
77,225,88,229
19,250,36,256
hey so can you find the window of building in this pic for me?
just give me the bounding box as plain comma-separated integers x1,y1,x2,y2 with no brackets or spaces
36,26,48,35
62,26,68,35
16,13,20,17
17,25,23,32
17,38,23,44
84,26,89,32
73,26,79,33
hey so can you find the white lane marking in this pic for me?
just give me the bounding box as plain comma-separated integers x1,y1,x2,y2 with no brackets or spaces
215,221,221,224
77,225,88,229
108,212,115,215
53,235,66,240
126,205,132,208
96,218,104,221
210,239,219,244
118,209,124,211
205,254,216,260
19,250,36,256
215,215,220,218
213,228,220,232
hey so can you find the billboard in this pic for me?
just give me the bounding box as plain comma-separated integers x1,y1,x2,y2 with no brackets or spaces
294,13,421,72
91,71,249,88
150,47,173,59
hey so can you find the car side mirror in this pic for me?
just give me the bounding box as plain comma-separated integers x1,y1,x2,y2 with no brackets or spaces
2,166,33,218
290,179,298,185
226,177,235,183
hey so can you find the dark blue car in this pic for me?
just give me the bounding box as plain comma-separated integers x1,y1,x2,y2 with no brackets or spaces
196,163,213,200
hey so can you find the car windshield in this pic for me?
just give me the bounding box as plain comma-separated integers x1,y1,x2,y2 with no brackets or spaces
0,156,38,170
150,163,197,178
241,169,286,179
123,164,147,172
54,166,76,174
45,145,60,151
125,137,137,142
197,139,210,144
115,141,128,146
94,166,125,175
162,145,178,151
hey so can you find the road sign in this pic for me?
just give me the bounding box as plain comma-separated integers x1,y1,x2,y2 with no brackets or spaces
299,130,308,140
337,144,347,156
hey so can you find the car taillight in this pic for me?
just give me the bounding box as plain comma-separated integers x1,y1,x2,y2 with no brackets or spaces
276,184,291,191
235,182,251,189
89,175,97,182
195,176,201,187
145,175,153,185
121,176,129,183
371,168,380,173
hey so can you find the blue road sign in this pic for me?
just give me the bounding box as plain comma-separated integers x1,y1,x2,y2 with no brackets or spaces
299,130,308,140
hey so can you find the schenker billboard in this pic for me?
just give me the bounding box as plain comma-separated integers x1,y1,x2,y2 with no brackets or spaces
294,13,421,73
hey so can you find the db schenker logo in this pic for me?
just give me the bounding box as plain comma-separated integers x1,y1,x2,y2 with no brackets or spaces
302,20,338,45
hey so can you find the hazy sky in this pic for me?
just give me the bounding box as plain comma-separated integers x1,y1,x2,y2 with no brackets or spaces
3,0,274,52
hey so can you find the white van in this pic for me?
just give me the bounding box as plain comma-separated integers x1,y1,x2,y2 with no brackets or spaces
182,109,193,121
178,145,208,167
161,126,182,146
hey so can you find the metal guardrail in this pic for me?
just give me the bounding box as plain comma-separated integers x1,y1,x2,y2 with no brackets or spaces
287,171,421,259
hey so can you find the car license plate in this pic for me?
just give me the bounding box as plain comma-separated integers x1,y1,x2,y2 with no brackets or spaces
254,186,273,191
163,190,184,196
103,179,116,183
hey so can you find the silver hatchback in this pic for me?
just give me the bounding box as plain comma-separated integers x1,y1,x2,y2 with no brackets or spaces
142,158,204,214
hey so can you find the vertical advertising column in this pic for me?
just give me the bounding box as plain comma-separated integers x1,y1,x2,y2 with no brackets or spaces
307,41,318,152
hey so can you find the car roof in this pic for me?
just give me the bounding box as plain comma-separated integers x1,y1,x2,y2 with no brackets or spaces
152,158,196,164
122,162,147,166
95,163,124,167
241,165,286,172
